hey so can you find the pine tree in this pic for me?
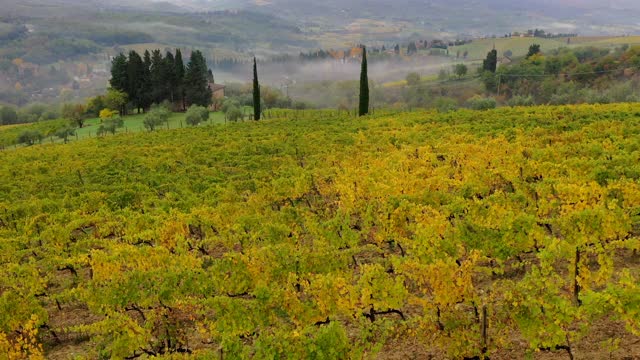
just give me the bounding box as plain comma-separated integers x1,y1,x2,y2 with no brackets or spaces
359,46,369,117
164,51,176,103
127,50,145,113
150,49,166,104
184,50,212,107
253,57,261,121
174,49,186,110
141,50,153,111
109,53,128,94
526,44,541,59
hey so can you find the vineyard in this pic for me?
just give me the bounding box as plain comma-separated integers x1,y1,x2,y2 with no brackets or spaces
1,104,640,359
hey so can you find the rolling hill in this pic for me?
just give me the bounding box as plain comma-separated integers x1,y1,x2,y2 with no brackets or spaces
217,0,640,36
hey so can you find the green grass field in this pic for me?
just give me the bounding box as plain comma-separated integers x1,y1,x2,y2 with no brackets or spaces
0,109,258,148
75,111,229,139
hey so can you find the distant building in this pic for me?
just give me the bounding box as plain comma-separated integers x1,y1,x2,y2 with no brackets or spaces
211,83,225,99
499,56,513,66
328,50,346,61
16,62,39,76
210,83,225,111
92,65,109,76
624,68,635,78
348,46,364,59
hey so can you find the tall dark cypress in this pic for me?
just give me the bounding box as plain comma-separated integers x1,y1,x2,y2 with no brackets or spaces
174,49,186,110
253,57,261,121
483,49,498,73
358,46,369,117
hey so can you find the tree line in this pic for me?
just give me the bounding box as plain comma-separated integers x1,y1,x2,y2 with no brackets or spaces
109,49,213,115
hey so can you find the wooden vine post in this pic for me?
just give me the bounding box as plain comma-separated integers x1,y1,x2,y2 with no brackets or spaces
574,247,582,306
481,305,488,355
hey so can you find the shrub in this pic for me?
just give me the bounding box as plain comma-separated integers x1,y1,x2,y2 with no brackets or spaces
185,105,210,126
62,103,87,128
466,96,497,110
508,96,535,107
549,93,573,105
584,90,611,104
406,72,421,86
17,130,43,146
434,97,458,113
437,68,449,80
221,99,241,114
98,117,125,135
227,106,243,122
143,106,170,131
606,82,639,103
99,108,117,121
0,106,18,125
293,101,313,110
54,127,76,143
453,64,468,78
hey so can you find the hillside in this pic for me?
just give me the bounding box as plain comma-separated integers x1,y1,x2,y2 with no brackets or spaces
3,0,640,108
238,0,640,37
1,105,639,359
449,36,640,60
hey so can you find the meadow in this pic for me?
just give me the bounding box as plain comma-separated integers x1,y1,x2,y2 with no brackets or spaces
0,110,246,148
0,104,639,359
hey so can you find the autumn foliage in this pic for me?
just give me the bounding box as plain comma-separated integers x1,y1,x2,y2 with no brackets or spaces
0,104,639,358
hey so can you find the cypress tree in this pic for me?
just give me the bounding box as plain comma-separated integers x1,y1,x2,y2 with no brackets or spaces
483,49,498,73
174,49,186,110
358,46,369,117
184,50,212,107
407,42,417,55
253,57,261,121
490,49,498,72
